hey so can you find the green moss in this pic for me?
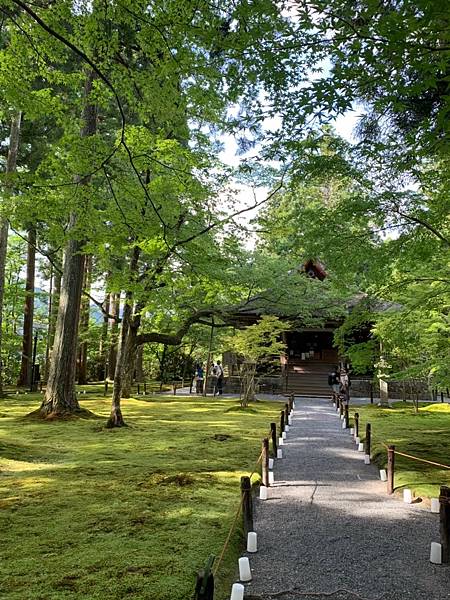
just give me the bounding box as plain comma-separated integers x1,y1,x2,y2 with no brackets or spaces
0,393,279,600
350,402,450,498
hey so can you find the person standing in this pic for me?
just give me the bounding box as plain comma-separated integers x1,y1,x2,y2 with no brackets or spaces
216,360,224,396
210,360,224,396
195,363,204,394
328,367,340,400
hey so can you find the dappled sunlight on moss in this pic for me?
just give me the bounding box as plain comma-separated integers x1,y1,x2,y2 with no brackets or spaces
350,402,450,498
419,402,450,413
0,391,279,600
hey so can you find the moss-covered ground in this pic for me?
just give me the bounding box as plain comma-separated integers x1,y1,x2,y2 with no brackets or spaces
350,402,450,498
0,392,280,600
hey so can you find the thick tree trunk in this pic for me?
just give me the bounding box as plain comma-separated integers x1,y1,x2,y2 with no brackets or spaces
17,227,36,387
0,112,21,396
120,326,137,399
45,264,61,381
77,255,92,384
40,73,97,417
107,293,120,380
41,227,85,415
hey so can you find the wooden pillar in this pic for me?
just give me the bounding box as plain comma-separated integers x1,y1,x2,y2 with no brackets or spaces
387,445,395,494
241,476,253,536
262,438,269,487
354,412,359,438
440,486,450,564
194,555,215,600
344,404,349,429
270,422,277,456
280,410,285,434
364,423,371,456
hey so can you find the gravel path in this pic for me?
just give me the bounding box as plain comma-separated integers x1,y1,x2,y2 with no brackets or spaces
243,397,450,600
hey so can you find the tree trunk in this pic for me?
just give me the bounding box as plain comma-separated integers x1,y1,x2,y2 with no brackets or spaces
135,345,144,383
107,300,132,427
107,246,141,427
40,73,97,417
120,326,138,399
45,263,61,380
98,290,110,380
17,227,36,387
77,255,92,385
0,112,21,397
241,362,256,408
159,344,168,389
41,223,85,415
107,293,120,380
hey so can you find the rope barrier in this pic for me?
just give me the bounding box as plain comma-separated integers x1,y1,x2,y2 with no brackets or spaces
368,434,449,470
212,449,264,577
392,450,450,470
351,415,450,473
212,494,245,577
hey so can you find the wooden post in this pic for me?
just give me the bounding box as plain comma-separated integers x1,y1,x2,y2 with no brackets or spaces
104,380,108,396
194,555,215,600
270,422,277,455
280,410,285,434
441,391,444,403
387,445,395,494
288,394,293,412
339,398,344,418
354,412,359,438
284,403,289,425
370,382,374,404
440,486,450,564
203,317,215,397
262,438,269,487
137,383,140,395
344,404,349,429
241,476,253,536
364,423,371,456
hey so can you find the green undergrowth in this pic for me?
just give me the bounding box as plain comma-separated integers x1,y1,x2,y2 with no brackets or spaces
350,402,450,499
0,393,279,600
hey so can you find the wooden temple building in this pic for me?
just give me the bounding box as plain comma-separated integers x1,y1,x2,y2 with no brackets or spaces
222,260,343,397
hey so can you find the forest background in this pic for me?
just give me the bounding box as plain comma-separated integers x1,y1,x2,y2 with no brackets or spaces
0,0,449,426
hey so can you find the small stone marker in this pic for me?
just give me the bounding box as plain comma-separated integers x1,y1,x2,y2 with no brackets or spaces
238,557,252,582
230,583,245,600
430,542,442,564
247,532,257,553
403,489,413,504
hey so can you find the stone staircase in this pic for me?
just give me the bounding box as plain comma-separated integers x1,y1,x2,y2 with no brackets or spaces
286,360,335,397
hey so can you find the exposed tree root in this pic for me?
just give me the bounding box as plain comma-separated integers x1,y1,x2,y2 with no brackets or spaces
105,407,127,428
24,407,98,421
